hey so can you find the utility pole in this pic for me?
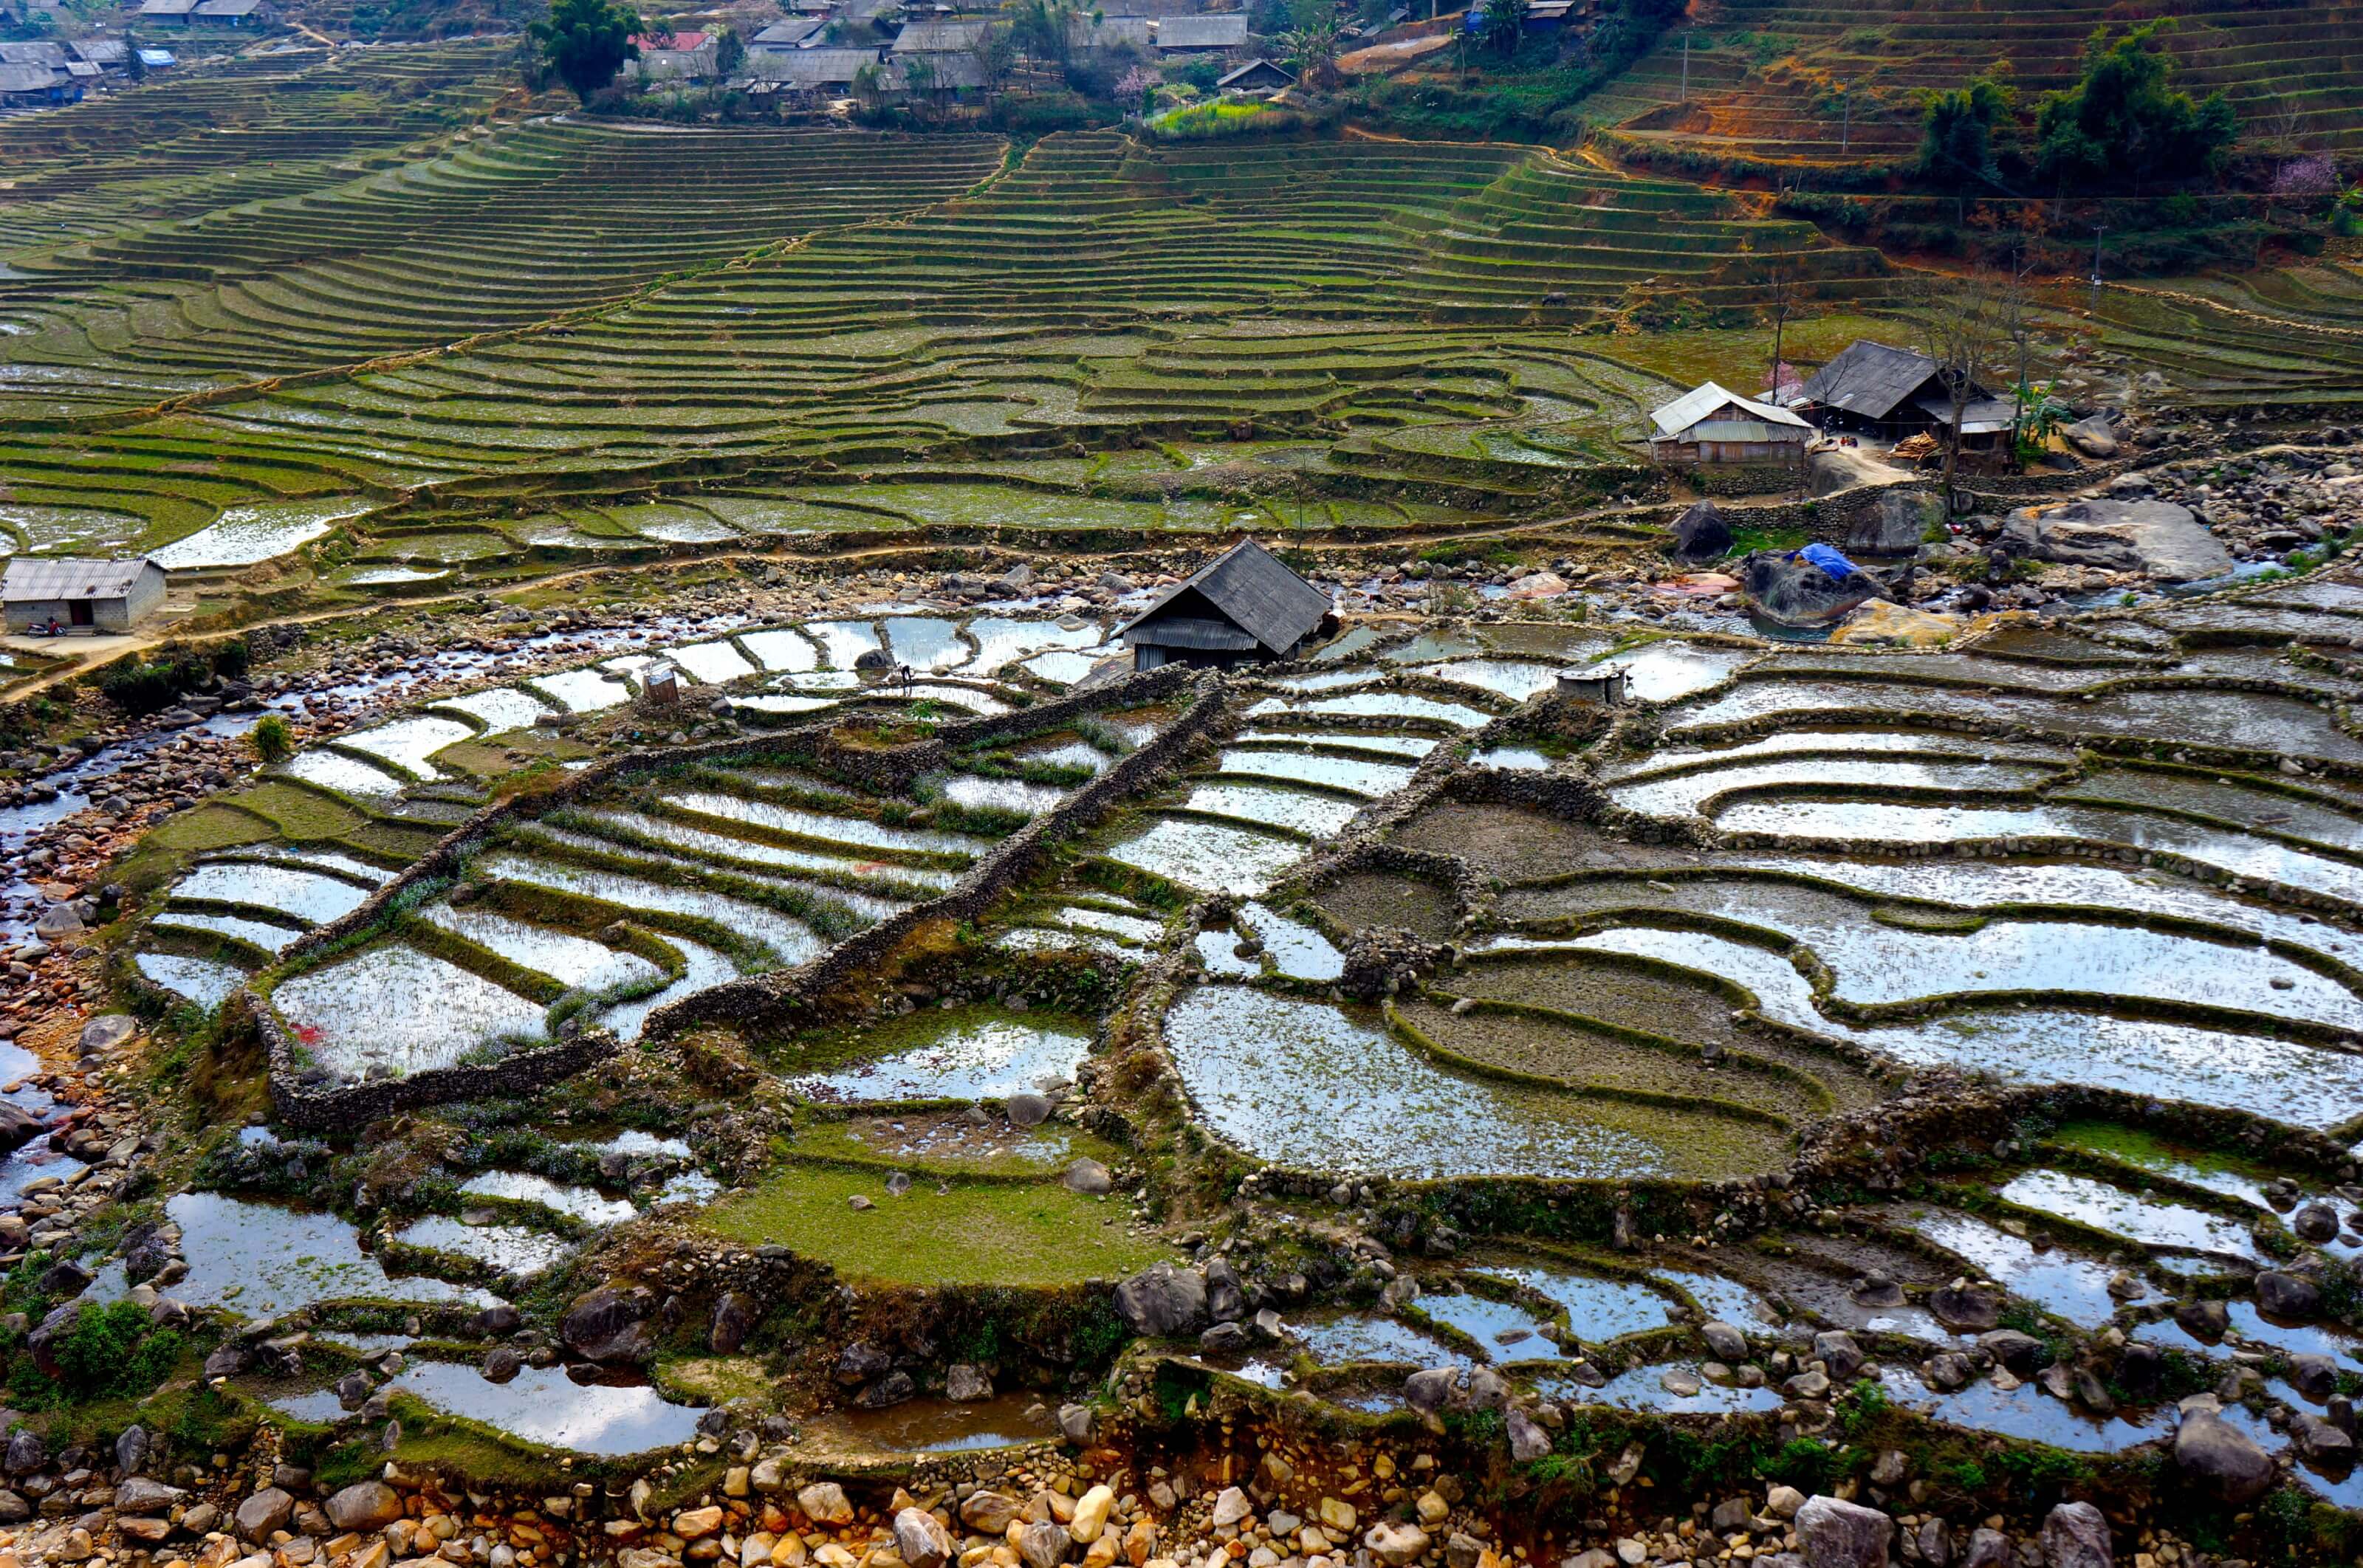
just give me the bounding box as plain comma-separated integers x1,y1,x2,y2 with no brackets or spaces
1679,30,1688,103
1838,84,1848,153
2089,224,2105,312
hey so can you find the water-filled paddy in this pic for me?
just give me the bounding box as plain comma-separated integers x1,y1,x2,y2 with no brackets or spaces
1244,692,1492,729
1894,1208,2130,1326
1478,1263,1676,1343
1873,1366,2170,1452
1179,781,1362,839
273,944,548,1077
421,906,658,993
1999,1170,2259,1260
458,1170,638,1225
1215,748,1416,797
134,952,247,1008
477,853,822,966
1102,817,1306,895
172,862,372,925
168,1192,494,1316
817,1392,1057,1453
1163,986,1770,1178
787,1006,1092,1103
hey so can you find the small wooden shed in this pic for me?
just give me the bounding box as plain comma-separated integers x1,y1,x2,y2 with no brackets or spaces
1648,381,1812,464
3,557,168,633
1119,539,1332,672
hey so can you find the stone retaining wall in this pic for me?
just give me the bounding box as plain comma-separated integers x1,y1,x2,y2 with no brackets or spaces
255,663,1205,1127
645,672,1231,1041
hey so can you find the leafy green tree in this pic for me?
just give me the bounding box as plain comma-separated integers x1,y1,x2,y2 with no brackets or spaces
124,33,147,81
1007,0,1078,70
1475,0,1526,58
530,0,645,106
1280,15,1340,82
2033,21,2235,188
1917,74,2013,190
712,24,744,75
851,59,885,109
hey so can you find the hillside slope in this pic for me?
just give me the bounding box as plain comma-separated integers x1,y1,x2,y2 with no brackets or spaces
1580,0,2363,168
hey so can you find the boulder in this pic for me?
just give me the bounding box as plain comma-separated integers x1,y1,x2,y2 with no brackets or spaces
1006,1092,1052,1129
1057,1403,1095,1445
1670,501,1732,563
1746,551,1879,627
2040,1502,2109,1568
708,1293,757,1355
1700,1320,1748,1361
115,1424,151,1478
2062,415,2119,458
2174,1406,2275,1504
2294,1203,2340,1242
323,1482,404,1533
560,1285,651,1364
481,1347,522,1384
1794,1496,1890,1568
1998,499,2231,583
894,1507,955,1568
946,1362,993,1401
236,1487,295,1540
1204,1258,1244,1323
1365,1523,1431,1568
1405,1366,1461,1411
2290,1352,2338,1400
1811,1330,1864,1382
2257,1270,2321,1319
1963,1530,2009,1568
1504,571,1568,601
2175,1299,2229,1340
1018,1521,1069,1568
1930,1281,2002,1331
1069,1485,1114,1544
80,1014,137,1054
1506,1405,1551,1463
1848,490,1943,556
797,1483,854,1526
1114,1262,1208,1337
114,1477,184,1516
1063,1159,1112,1196
1830,599,1962,649
1979,1330,2043,1373
0,1104,38,1154
961,1492,1023,1534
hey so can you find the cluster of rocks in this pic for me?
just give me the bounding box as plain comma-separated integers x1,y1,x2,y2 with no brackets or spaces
2139,447,2359,563
0,1014,150,1274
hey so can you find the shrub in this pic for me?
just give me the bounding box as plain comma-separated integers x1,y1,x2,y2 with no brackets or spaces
250,714,295,764
98,644,213,716
7,1301,186,1408
2033,22,2235,188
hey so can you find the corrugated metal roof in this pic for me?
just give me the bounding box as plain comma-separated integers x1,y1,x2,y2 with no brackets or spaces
892,17,990,49
1125,616,1258,652
746,47,879,83
1120,538,1328,657
1216,55,1293,86
1156,13,1246,47
3,557,161,602
0,41,66,65
1650,380,1809,439
1679,419,1808,445
0,62,58,91
1910,393,2016,434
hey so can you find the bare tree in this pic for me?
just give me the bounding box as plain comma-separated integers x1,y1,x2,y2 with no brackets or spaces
1760,252,1800,405
1998,243,2042,462
1910,271,2006,511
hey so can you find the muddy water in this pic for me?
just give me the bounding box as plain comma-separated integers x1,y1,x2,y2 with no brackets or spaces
273,944,546,1078
1415,1290,1558,1360
135,952,247,1008
1895,1208,2132,1326
1874,1366,2170,1451
817,1392,1057,1453
1478,1263,1679,1343
1543,1363,1783,1415
1294,1312,1464,1366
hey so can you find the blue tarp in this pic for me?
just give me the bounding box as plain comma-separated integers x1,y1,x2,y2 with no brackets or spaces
1792,542,1860,581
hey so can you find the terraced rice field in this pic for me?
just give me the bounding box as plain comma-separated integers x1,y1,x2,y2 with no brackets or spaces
1588,0,2363,165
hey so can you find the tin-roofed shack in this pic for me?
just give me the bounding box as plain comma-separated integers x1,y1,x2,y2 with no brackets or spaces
1118,538,1334,672
3,557,168,634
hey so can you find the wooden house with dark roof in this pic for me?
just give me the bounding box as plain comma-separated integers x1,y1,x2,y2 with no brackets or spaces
1118,539,1333,672
1798,340,2009,447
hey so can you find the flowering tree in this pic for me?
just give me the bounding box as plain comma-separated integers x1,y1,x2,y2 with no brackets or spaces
1116,64,1156,114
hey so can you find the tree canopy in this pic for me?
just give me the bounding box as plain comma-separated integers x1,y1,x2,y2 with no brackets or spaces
1475,0,1527,58
1917,75,2013,191
2034,21,2236,187
530,0,645,105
